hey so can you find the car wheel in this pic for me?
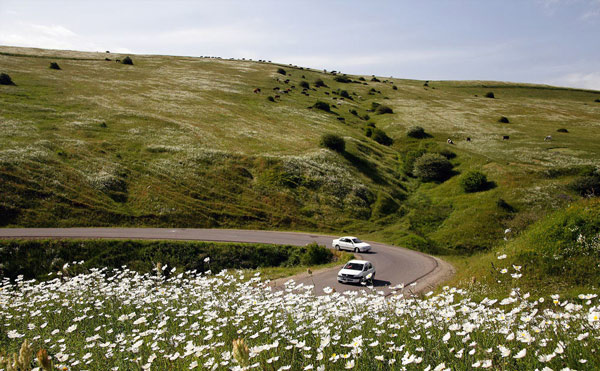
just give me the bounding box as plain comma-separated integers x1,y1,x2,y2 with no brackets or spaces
354,247,358,253
335,245,340,251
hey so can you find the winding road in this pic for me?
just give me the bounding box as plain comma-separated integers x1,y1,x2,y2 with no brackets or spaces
0,228,453,295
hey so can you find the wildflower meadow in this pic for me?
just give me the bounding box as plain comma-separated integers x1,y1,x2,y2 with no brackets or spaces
1,256,600,371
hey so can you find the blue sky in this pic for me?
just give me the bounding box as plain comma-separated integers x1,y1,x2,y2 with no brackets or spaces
1,0,599,90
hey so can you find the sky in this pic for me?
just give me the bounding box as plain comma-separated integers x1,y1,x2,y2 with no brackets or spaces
1,0,599,90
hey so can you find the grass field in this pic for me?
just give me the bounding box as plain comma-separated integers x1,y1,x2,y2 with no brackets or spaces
1,45,600,293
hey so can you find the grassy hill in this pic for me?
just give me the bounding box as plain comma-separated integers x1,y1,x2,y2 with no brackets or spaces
1,45,600,258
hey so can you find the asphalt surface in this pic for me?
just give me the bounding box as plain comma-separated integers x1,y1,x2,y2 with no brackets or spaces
0,228,443,295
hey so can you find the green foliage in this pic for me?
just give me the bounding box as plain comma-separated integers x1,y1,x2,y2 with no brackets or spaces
392,85,398,90
314,78,326,87
485,92,495,98
374,104,393,114
339,90,351,99
320,133,345,152
406,126,427,139
300,81,309,89
121,56,133,65
0,239,334,280
371,191,399,218
277,68,286,75
267,96,275,102
333,75,351,83
313,101,331,112
49,62,61,70
413,153,453,182
557,128,569,133
460,170,489,193
569,175,600,196
499,116,510,123
370,77,380,82
0,72,15,85
364,127,373,137
371,128,393,146
438,149,456,159
401,148,427,175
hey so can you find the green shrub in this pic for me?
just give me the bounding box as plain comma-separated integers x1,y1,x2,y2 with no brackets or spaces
0,72,15,85
406,126,427,138
392,85,398,90
569,176,600,196
300,81,309,89
49,62,61,70
363,114,370,121
300,242,333,266
371,77,380,82
349,109,358,116
313,101,331,112
267,96,275,102
339,90,351,99
375,104,393,114
358,77,365,81
485,92,495,98
401,148,427,175
496,198,516,212
371,191,400,218
334,75,351,83
277,68,286,75
413,153,453,182
438,149,456,159
557,128,569,133
499,116,510,123
460,170,489,193
372,128,393,146
365,127,373,137
594,98,600,103
121,56,134,65
320,133,345,152
314,78,326,87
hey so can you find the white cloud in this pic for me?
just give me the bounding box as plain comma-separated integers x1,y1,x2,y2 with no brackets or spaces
549,72,600,90
0,22,78,50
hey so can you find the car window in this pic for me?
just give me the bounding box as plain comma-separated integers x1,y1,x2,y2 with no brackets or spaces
344,262,365,271
352,238,362,243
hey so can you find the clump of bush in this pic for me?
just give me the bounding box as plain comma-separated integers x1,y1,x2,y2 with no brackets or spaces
121,56,134,65
300,81,310,89
300,242,333,266
401,148,427,175
358,77,366,81
438,149,456,159
375,104,393,114
371,77,381,82
595,98,600,103
364,122,376,137
267,96,275,102
320,133,345,152
314,78,326,87
339,90,351,99
371,191,399,218
569,175,600,196
277,68,286,75
413,153,453,182
557,128,569,133
499,116,510,123
49,62,61,70
485,92,495,98
334,75,351,83
0,72,15,85
313,101,331,112
392,85,398,90
497,198,516,212
406,126,427,138
460,170,489,193
372,128,393,146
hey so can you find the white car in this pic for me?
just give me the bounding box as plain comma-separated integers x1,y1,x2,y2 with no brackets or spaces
332,236,371,253
337,259,376,284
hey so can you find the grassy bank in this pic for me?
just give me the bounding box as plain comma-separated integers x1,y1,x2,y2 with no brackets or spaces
0,239,346,280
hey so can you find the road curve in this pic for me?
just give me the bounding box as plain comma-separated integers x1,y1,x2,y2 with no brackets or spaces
0,228,452,295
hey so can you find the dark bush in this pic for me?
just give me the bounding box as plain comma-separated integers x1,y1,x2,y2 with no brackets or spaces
100,122,108,128
313,101,331,112
349,109,358,116
438,149,456,159
375,104,393,114
314,78,326,87
339,90,351,99
406,126,427,138
334,75,352,83
499,116,510,123
392,85,398,90
497,198,516,212
557,128,569,133
372,128,393,146
402,149,427,175
121,56,133,65
300,242,333,266
320,133,345,152
358,77,366,81
300,81,310,89
49,62,61,70
267,96,275,102
0,72,15,85
485,92,495,98
363,114,370,121
569,176,600,196
413,153,453,182
460,170,489,193
371,191,399,218
595,98,600,103
371,77,381,82
277,68,287,75
365,127,373,137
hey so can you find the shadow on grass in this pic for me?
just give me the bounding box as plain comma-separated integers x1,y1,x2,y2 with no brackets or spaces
342,151,386,185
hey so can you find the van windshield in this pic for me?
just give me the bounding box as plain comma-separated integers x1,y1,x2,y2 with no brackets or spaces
344,262,365,271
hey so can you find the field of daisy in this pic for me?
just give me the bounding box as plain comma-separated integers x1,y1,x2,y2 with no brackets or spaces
2,255,599,370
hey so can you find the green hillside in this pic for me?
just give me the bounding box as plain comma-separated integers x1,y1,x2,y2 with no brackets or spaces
1,45,599,255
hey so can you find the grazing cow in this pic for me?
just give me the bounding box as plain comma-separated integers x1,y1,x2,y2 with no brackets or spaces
325,92,329,95
447,138,454,145
284,79,290,84
466,137,471,142
115,59,121,62
544,135,552,141
503,135,509,140
253,88,261,94
274,95,280,99
286,88,291,92
291,86,295,89
273,87,280,91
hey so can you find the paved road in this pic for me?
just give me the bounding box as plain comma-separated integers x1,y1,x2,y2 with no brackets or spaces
0,228,444,295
